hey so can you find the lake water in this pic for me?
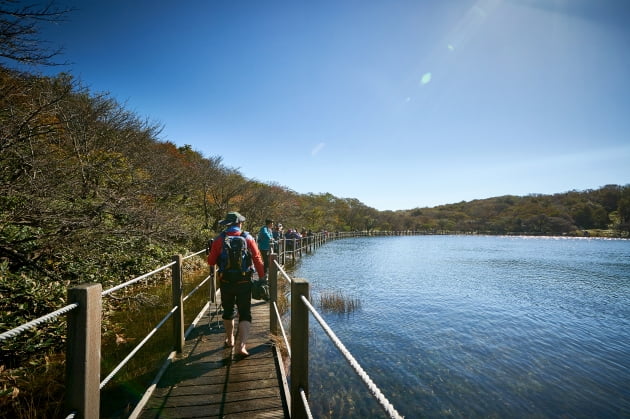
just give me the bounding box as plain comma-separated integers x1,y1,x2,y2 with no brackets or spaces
291,235,630,418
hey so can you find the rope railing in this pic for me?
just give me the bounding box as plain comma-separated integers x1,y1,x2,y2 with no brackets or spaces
100,304,179,389
0,302,78,341
183,248,207,259
102,261,176,297
101,252,212,401
274,259,292,284
267,232,404,419
299,388,314,419
2,256,195,343
183,274,211,302
272,301,291,358
300,295,404,419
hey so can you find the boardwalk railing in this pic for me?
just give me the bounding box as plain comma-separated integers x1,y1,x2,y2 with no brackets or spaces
267,250,404,418
274,230,427,265
1,230,417,418
0,248,215,419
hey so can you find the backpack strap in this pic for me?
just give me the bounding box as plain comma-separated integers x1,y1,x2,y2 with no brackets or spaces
240,232,252,270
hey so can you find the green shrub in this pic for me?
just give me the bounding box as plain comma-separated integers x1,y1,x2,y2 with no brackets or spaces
0,265,67,368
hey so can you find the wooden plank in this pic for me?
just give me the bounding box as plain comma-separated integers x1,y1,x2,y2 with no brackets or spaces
139,297,288,418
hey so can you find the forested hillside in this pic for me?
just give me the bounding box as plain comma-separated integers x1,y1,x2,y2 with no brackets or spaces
398,186,630,236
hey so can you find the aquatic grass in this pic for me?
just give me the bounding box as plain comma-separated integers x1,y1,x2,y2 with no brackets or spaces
319,291,361,314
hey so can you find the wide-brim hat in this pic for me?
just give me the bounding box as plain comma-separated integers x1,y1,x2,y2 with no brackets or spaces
219,211,246,226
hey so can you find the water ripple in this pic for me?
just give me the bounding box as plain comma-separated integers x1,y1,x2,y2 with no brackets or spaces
295,236,630,418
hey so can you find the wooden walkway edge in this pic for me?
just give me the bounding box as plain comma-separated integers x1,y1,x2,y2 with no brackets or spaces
138,298,289,418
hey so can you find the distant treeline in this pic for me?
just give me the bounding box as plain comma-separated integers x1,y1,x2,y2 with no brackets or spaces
397,186,630,236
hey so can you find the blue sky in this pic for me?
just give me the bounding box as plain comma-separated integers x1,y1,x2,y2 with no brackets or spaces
33,0,630,210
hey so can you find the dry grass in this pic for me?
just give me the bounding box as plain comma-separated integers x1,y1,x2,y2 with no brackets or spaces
269,273,292,374
275,276,290,315
319,291,361,314
270,333,290,375
0,353,65,419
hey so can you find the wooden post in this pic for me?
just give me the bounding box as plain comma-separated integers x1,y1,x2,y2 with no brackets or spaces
66,283,102,419
172,254,185,353
278,239,282,265
269,254,278,335
291,278,310,419
281,239,286,265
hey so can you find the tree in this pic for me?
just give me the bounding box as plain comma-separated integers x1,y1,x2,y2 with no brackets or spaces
594,184,621,213
194,155,224,229
0,0,73,66
238,181,282,229
206,168,250,231
615,185,630,235
0,69,76,274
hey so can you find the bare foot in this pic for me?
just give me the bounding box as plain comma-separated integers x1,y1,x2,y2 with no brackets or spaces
236,345,249,356
224,336,234,348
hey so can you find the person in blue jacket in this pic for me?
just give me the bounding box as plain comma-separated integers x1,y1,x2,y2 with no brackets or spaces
257,219,274,274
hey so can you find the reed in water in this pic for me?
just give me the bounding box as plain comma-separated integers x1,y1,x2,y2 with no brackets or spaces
319,291,361,314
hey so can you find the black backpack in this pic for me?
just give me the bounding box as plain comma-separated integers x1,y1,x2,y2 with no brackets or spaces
218,232,252,280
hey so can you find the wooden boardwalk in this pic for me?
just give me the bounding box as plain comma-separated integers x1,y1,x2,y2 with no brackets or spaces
139,298,289,418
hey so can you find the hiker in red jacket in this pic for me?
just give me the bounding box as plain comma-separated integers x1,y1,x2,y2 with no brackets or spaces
208,211,265,356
